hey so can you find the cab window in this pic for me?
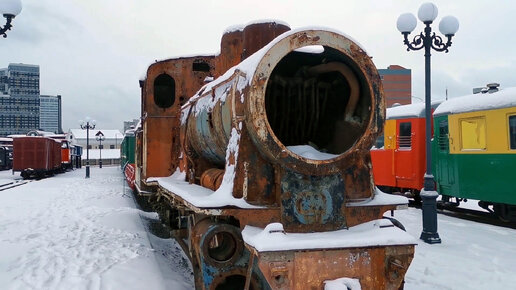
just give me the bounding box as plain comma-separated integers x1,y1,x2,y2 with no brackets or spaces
460,117,486,150
438,120,449,151
398,122,412,148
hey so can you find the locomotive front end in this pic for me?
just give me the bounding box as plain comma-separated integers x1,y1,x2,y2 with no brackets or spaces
140,22,415,290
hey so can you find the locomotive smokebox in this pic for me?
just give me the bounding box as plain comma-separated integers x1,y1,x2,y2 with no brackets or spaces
182,25,385,232
247,29,383,175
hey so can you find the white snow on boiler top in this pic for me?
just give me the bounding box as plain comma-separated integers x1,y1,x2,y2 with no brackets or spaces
433,86,516,116
242,219,416,252
183,26,369,116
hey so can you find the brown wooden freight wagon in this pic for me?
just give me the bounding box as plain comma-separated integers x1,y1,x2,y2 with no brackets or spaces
13,136,62,179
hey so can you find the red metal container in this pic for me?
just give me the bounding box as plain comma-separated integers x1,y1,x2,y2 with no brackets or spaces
13,136,62,177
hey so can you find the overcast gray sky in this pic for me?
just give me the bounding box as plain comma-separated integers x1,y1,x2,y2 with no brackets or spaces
2,0,515,131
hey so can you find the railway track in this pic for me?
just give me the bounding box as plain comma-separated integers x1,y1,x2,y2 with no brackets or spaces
409,200,516,229
0,180,32,191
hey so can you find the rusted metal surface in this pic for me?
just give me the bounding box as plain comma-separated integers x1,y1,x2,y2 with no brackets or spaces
215,29,244,77
345,204,401,227
179,28,387,232
155,183,281,229
249,245,414,290
189,218,271,290
137,21,414,290
142,56,216,180
242,22,290,59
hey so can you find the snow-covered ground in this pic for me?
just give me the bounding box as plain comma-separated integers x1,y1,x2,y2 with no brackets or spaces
0,167,193,290
1,167,515,289
395,208,516,289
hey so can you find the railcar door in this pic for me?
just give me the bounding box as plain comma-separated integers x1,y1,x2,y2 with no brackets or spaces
394,121,415,187
434,118,454,195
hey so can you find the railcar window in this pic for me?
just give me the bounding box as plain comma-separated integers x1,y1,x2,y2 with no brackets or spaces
460,117,486,150
509,115,516,150
398,122,412,148
438,120,449,151
153,73,176,109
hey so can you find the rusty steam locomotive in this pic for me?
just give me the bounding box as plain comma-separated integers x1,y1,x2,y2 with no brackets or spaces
130,21,415,289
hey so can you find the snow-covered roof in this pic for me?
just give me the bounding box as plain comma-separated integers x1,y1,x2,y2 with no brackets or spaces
69,129,123,140
26,130,63,137
386,101,442,120
434,86,516,116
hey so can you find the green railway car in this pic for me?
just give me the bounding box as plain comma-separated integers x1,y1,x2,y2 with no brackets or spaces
120,131,136,190
120,132,135,167
432,86,516,221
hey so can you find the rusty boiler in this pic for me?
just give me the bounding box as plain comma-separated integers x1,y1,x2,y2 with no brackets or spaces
138,21,415,290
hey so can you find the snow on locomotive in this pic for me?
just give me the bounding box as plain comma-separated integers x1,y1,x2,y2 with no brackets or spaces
128,21,415,289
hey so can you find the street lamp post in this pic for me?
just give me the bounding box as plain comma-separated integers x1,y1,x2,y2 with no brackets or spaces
96,131,105,169
0,0,22,38
79,117,96,178
396,2,459,244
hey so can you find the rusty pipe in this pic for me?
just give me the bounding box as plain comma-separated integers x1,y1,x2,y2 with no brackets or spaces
200,168,225,191
306,61,360,122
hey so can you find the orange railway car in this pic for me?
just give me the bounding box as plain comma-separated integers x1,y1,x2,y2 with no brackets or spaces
60,140,73,170
371,102,441,200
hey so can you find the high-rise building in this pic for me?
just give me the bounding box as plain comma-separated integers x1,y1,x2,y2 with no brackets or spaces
39,95,62,133
0,68,8,94
378,65,412,107
3,63,40,96
0,64,41,136
0,63,62,137
0,94,40,136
